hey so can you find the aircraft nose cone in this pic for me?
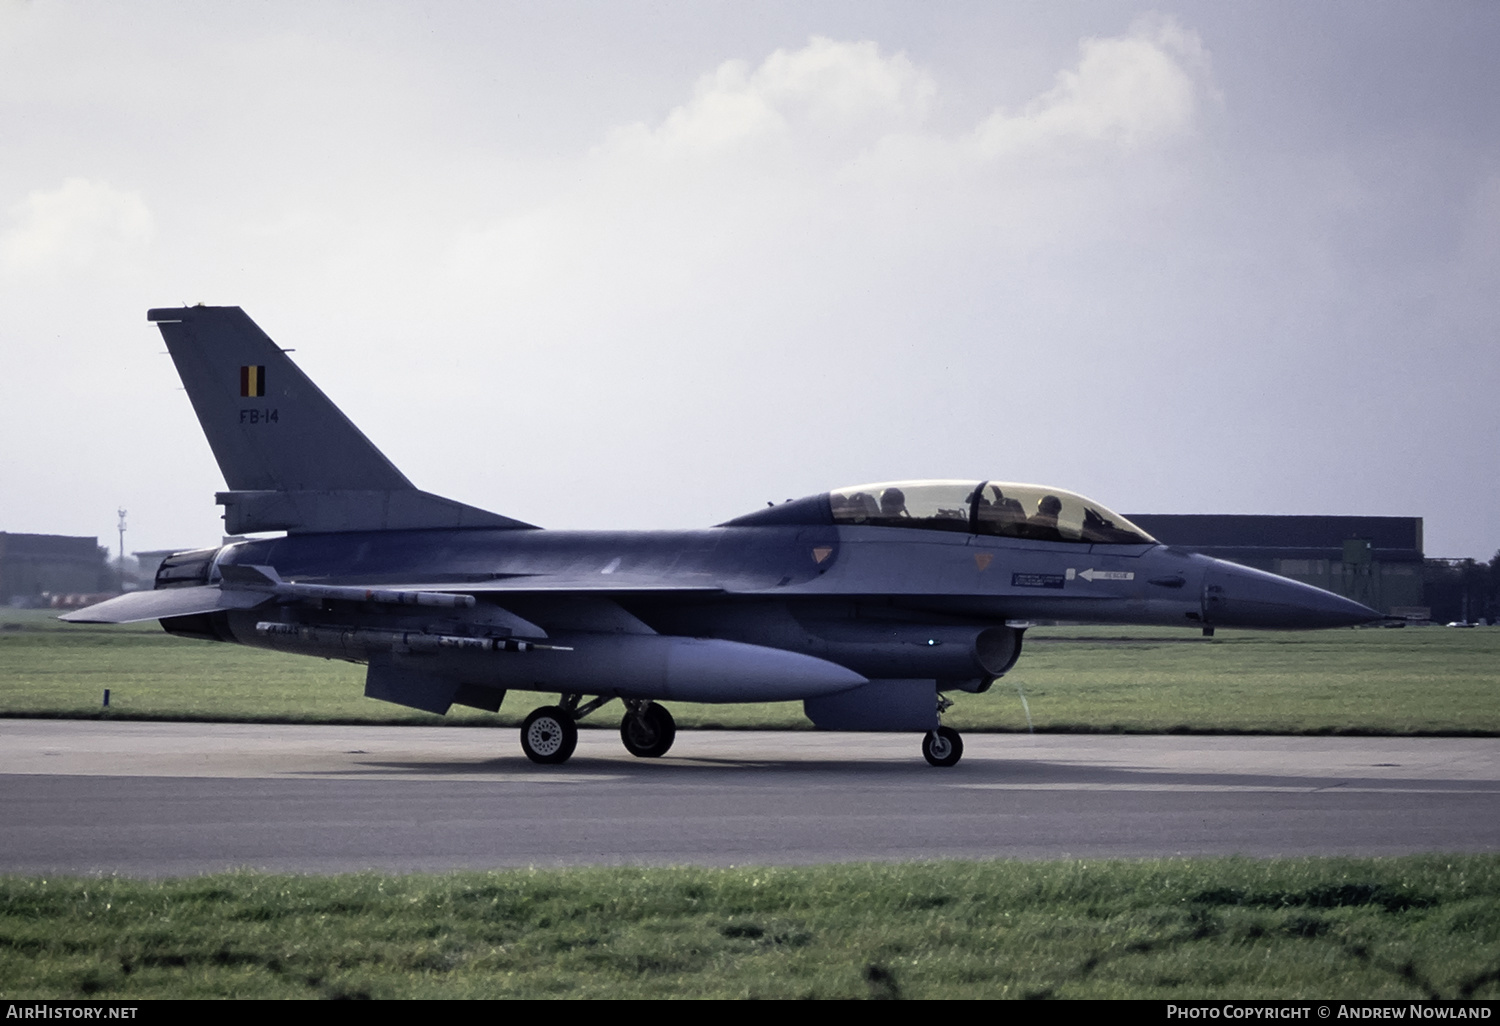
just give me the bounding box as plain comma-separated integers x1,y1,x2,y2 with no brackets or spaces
1203,562,1382,629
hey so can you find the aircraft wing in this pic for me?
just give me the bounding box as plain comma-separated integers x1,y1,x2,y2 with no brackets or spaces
60,570,723,626
378,573,726,594
213,561,730,596
57,586,272,624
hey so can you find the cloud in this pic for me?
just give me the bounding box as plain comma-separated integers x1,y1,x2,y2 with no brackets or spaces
446,22,1215,302
0,177,153,274
604,36,936,164
970,16,1210,159
597,20,1208,177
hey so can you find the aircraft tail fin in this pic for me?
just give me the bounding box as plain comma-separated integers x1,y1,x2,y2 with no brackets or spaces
149,306,531,534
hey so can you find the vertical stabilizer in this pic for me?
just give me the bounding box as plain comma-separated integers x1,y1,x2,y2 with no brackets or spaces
149,306,531,533
150,306,410,492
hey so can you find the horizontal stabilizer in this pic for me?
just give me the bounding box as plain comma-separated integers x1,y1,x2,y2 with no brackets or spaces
58,586,269,624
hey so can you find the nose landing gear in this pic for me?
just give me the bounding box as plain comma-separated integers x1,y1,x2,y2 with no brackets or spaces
921,691,964,766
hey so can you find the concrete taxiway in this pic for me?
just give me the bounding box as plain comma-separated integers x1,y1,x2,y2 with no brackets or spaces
2,720,1497,875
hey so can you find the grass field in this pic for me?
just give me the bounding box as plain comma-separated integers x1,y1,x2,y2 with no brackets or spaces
3,857,1498,999
3,610,1497,734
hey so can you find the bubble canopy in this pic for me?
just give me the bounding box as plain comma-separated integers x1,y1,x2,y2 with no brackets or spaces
725,480,1156,545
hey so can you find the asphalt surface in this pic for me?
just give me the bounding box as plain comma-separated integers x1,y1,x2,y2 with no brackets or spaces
2,720,1497,875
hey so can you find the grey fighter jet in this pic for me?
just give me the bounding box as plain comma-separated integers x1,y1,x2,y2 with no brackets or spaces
65,307,1380,766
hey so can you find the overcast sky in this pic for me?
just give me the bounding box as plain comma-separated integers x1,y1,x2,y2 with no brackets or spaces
2,1,1496,559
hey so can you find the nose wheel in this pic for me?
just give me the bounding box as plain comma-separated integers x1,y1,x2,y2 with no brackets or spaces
922,725,963,767
521,706,578,765
621,701,676,758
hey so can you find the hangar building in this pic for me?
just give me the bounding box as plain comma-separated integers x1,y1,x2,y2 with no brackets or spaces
0,533,109,606
1125,514,1425,616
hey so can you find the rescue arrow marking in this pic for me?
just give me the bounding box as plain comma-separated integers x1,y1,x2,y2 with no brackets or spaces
1067,568,1135,582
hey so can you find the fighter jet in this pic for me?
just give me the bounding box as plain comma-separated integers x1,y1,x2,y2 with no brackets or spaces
65,307,1381,766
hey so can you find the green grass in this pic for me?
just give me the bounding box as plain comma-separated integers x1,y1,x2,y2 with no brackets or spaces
983,625,1500,735
3,611,1496,734
2,857,1497,999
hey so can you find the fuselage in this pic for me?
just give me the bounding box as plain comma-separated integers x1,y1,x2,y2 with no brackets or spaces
159,519,1377,697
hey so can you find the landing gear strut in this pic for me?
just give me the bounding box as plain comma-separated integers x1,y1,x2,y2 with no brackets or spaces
922,725,964,768
620,701,676,758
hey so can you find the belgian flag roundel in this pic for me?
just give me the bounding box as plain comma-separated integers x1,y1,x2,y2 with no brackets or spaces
240,365,265,398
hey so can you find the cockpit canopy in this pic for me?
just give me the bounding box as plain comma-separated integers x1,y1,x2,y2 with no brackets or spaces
724,480,1155,545
830,480,1154,544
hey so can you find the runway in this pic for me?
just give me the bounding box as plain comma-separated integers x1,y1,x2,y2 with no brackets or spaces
2,720,1497,876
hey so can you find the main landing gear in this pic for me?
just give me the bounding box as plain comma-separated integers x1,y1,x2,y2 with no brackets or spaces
518,696,678,765
921,725,964,767
520,706,577,765
620,700,676,758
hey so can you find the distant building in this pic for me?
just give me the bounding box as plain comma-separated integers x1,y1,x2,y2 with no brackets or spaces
0,533,109,606
1125,514,1425,616
133,549,180,585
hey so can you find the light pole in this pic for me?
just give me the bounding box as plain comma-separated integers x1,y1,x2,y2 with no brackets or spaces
116,508,127,588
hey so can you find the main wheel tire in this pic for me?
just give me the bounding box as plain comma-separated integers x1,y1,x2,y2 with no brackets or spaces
922,726,964,767
620,703,676,758
521,706,578,765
